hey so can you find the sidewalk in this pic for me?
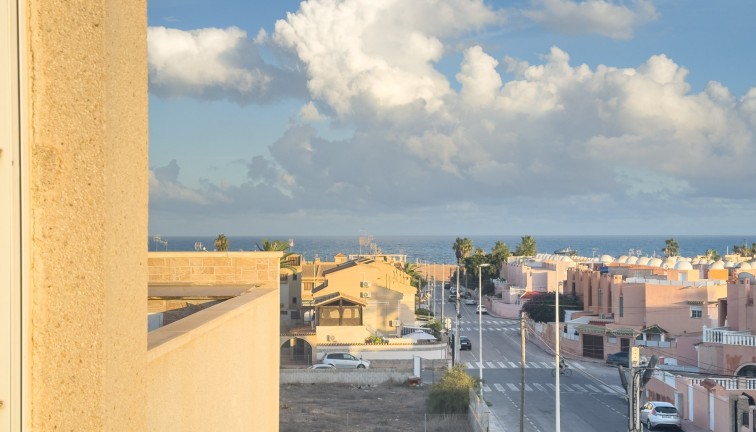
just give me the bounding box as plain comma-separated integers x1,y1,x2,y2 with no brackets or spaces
681,418,708,432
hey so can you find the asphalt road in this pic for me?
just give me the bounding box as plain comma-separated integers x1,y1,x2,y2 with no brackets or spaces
434,285,633,432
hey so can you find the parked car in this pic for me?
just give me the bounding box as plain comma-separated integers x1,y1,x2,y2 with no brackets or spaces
639,401,681,430
464,298,476,305
476,305,487,314
309,363,336,370
321,352,370,369
606,351,648,367
459,336,472,350
606,351,630,367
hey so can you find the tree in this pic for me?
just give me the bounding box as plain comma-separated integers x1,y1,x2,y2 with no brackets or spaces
426,365,477,414
402,262,422,289
733,242,756,257
662,238,679,257
257,238,296,273
704,249,721,261
452,237,474,265
514,235,536,256
520,292,582,323
214,234,229,251
491,241,510,267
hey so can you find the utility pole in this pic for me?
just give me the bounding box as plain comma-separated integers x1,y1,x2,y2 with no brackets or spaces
454,267,460,366
441,264,445,331
554,283,561,432
520,311,526,432
623,348,658,432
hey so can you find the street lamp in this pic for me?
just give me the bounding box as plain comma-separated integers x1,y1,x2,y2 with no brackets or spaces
478,263,490,397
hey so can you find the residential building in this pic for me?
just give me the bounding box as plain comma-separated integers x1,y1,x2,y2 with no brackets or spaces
313,257,417,342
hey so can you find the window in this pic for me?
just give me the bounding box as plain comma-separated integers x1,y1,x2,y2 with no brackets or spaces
619,296,624,318
690,305,702,319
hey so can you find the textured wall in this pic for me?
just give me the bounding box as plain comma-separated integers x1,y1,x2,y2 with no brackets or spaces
27,0,148,430
146,288,280,431
148,252,282,285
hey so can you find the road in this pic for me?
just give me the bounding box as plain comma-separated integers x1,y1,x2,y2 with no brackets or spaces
434,285,633,432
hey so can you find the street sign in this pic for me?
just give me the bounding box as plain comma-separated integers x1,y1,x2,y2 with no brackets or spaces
630,347,640,367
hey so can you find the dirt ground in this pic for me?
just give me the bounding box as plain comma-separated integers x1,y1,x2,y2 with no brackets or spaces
279,382,471,432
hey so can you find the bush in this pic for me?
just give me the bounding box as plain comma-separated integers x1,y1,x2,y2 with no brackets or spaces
364,336,388,345
415,307,434,317
426,366,476,414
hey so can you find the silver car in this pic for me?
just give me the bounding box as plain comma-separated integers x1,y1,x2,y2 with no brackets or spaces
639,401,681,430
321,352,370,369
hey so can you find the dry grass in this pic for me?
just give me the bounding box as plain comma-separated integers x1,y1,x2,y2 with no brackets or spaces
279,383,472,432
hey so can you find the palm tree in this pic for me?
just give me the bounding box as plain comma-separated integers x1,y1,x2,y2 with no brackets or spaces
452,237,474,265
514,236,536,256
491,241,510,267
402,262,422,288
214,234,229,251
662,238,679,257
704,249,721,261
257,239,297,273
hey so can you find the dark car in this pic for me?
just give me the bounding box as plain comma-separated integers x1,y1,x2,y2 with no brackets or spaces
459,336,472,350
606,351,629,367
448,294,457,302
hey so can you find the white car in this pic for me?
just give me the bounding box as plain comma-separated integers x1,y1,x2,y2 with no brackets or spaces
476,305,488,314
309,363,336,370
464,298,476,305
321,352,371,369
639,401,681,430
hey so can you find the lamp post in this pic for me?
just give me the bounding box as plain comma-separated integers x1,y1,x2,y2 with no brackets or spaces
478,263,490,398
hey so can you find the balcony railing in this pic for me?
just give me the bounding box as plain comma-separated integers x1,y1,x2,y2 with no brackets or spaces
690,376,756,390
703,326,756,346
635,340,672,348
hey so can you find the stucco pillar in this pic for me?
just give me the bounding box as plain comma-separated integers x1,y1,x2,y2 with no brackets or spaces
27,0,148,430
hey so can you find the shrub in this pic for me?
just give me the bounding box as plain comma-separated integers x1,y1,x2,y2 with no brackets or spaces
426,366,476,414
415,307,434,317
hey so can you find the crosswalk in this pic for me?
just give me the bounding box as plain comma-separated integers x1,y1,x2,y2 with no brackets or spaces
456,320,519,332
480,382,626,395
464,361,588,370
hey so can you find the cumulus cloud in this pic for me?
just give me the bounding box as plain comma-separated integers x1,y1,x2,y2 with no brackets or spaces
524,0,659,39
273,0,498,115
150,160,210,205
149,0,756,235
148,26,307,103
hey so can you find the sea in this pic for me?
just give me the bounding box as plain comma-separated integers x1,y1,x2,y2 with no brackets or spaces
148,235,756,264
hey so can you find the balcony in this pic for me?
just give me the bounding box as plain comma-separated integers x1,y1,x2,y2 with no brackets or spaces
635,340,672,348
703,326,756,346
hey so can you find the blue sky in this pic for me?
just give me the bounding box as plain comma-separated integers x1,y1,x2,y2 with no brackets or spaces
147,0,756,236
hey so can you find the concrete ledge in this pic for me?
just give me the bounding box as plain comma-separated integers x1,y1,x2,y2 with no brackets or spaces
280,369,413,385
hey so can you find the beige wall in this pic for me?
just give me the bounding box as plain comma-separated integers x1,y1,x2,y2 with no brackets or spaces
146,288,280,431
149,251,281,285
21,2,283,430
26,1,149,430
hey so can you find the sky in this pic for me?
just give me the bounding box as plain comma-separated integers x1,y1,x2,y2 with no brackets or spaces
146,0,756,237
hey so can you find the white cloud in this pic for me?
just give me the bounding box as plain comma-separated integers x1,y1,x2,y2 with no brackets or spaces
299,102,322,122
148,0,756,235
148,26,306,103
273,0,497,115
524,0,659,39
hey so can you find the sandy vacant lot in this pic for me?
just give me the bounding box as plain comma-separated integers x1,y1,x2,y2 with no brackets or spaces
279,383,471,432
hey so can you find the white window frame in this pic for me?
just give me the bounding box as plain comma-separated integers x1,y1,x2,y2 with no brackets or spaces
690,305,703,319
1,0,27,429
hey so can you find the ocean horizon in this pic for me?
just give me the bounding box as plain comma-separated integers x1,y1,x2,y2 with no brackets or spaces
147,234,756,264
